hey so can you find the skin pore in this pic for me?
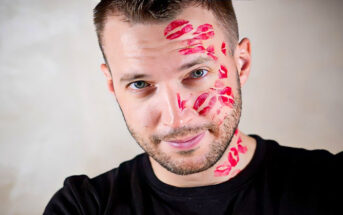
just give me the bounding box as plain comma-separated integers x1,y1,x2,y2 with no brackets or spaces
100,6,256,187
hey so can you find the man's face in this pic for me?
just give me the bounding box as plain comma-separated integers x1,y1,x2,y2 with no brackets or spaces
102,6,244,175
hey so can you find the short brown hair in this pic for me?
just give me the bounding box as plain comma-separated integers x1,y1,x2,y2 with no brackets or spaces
93,0,239,58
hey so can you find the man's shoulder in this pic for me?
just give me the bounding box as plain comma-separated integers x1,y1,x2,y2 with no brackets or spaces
252,134,342,184
253,134,341,164
43,153,147,214
65,152,145,189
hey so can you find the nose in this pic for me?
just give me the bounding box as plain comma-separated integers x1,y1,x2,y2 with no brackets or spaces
159,85,194,128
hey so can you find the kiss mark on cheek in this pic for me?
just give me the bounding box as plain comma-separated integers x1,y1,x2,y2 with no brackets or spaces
218,97,235,108
218,65,228,79
221,42,227,56
193,93,209,111
177,93,187,111
198,96,217,116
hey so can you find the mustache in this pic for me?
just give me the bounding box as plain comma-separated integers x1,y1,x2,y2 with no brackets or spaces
150,123,216,144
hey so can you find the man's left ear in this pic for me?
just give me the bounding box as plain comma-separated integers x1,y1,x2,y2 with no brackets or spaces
234,38,251,87
100,63,115,95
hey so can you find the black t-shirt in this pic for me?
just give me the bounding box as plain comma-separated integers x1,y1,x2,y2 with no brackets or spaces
44,135,343,215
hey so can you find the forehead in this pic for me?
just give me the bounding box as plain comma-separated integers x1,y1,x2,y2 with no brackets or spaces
102,6,224,75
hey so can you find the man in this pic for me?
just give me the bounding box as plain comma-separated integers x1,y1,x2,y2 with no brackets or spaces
44,0,342,214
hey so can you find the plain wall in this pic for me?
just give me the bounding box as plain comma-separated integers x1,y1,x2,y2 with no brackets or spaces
0,0,342,214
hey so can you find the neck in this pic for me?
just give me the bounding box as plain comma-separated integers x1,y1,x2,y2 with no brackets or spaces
149,130,257,187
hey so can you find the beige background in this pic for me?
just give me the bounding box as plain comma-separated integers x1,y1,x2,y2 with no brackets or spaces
0,0,342,214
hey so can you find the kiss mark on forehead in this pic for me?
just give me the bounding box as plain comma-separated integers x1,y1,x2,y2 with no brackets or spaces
193,24,214,35
163,20,218,60
179,46,206,55
166,24,194,40
164,20,189,36
206,45,218,61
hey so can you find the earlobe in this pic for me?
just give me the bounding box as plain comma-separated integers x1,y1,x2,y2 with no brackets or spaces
235,38,251,87
100,63,115,94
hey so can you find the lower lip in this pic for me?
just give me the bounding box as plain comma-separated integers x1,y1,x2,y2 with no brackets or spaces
166,132,206,150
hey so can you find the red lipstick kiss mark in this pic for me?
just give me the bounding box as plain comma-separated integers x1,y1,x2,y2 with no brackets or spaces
179,45,206,55
193,93,209,111
164,20,189,36
221,42,227,56
177,93,187,111
193,31,215,40
218,65,228,79
228,149,239,167
218,86,232,96
237,137,248,153
166,24,194,40
198,96,217,116
193,24,213,35
206,45,218,61
219,96,234,108
214,135,247,177
214,163,232,177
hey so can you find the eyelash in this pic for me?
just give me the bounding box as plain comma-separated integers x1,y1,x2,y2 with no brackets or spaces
128,81,151,90
127,68,209,91
187,69,209,79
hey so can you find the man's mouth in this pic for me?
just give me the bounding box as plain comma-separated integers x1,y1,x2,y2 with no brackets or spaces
164,131,206,150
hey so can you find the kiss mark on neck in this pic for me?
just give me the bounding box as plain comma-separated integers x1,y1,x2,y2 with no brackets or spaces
214,131,248,177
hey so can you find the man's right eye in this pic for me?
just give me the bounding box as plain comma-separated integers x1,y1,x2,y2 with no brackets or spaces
128,81,150,90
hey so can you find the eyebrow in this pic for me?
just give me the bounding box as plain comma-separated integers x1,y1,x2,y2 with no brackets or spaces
120,73,151,83
178,56,213,71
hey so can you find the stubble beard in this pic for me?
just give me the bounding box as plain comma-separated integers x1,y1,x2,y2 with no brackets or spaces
119,83,242,176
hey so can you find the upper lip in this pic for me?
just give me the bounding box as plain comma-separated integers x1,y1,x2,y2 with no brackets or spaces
164,132,204,143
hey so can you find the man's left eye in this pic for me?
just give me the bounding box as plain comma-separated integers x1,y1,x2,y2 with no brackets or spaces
189,69,208,79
